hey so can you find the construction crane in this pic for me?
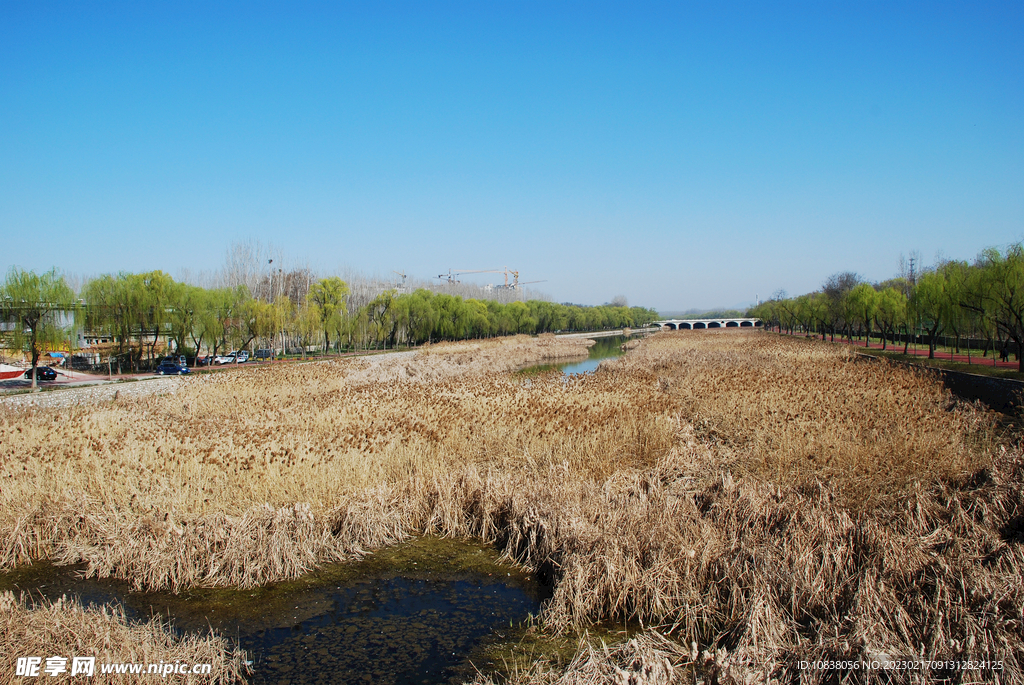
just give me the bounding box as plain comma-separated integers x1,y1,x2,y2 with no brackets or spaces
435,267,545,291
512,279,547,290
478,267,519,289
435,268,503,285
496,268,546,290
493,268,524,289
389,270,405,292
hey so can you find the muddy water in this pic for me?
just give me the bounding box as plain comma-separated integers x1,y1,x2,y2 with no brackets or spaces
0,538,550,684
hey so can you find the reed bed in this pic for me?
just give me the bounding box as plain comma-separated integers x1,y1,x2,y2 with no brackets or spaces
1,331,1021,683
622,333,996,507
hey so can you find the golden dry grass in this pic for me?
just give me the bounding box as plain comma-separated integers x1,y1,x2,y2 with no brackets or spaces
1,330,1021,684
1,591,248,684
623,332,995,506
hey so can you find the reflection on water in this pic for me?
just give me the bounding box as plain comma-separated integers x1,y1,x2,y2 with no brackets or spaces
520,335,633,376
251,576,537,684
0,538,549,685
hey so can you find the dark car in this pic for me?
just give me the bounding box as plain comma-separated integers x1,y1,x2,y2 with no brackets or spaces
155,360,191,375
24,367,57,381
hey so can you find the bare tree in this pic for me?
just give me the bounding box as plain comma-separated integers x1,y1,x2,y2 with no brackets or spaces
822,272,861,341
220,239,284,300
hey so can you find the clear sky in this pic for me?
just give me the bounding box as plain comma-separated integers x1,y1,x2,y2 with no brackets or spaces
2,2,1021,312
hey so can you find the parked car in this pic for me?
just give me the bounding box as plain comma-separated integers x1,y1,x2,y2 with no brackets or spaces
23,367,57,381
214,353,236,365
155,360,190,375
236,351,250,363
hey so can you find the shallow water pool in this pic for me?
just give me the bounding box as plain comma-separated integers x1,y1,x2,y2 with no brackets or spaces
1,538,550,684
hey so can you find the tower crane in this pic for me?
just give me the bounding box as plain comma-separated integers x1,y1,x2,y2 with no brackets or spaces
512,280,547,290
389,270,405,292
496,268,545,289
435,268,503,284
435,267,545,291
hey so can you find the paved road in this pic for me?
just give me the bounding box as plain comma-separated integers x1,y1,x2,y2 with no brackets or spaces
0,368,159,392
0,375,181,409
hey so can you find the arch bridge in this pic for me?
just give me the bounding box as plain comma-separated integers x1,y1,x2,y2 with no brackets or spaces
653,318,762,330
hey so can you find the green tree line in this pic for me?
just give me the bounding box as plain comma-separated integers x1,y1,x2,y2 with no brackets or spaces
2,267,658,370
748,243,1024,371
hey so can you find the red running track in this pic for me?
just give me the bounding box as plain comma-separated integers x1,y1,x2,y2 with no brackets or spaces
779,332,1020,370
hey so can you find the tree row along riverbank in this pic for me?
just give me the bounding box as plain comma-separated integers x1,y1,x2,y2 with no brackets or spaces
1,265,659,383
2,330,1020,684
749,243,1024,373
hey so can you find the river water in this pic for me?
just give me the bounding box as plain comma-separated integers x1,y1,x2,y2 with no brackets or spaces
520,335,633,376
1,538,550,685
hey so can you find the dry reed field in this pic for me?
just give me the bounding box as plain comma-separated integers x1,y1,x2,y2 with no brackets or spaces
1,591,247,684
2,331,1021,684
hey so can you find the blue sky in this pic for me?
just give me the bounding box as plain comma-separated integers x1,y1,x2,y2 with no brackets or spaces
1,2,1021,311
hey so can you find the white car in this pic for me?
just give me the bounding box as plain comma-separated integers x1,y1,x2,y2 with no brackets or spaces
214,352,236,365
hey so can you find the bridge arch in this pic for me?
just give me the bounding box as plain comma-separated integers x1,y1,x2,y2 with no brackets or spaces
651,317,760,329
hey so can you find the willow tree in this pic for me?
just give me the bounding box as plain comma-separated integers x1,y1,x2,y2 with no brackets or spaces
874,287,906,350
291,304,321,359
307,277,349,352
136,271,174,366
974,244,1024,371
394,289,438,345
83,270,175,370
792,293,818,337
208,286,247,359
82,273,140,370
941,260,973,355
238,297,280,354
1,267,75,389
846,283,878,343
165,282,203,362
367,290,396,349
911,268,950,359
